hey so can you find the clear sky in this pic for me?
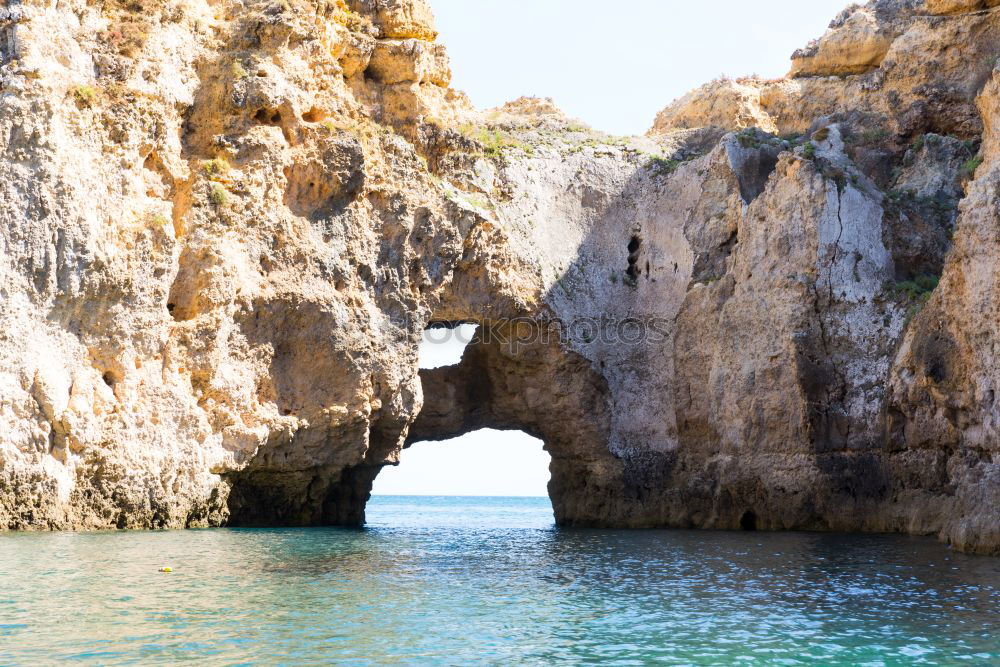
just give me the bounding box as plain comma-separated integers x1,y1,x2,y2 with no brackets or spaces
431,0,852,136
372,0,853,498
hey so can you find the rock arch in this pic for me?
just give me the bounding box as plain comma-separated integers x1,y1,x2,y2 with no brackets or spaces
407,320,623,526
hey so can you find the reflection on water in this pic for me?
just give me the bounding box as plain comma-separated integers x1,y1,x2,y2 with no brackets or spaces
0,496,997,665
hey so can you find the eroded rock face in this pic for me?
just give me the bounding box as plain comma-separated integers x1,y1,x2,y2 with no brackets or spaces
0,0,997,554
653,2,1000,140
790,6,895,78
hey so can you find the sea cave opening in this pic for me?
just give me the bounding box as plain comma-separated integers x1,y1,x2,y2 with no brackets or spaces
367,322,555,525
370,428,552,500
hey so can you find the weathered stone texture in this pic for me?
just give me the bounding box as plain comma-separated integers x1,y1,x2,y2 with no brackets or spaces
0,0,997,555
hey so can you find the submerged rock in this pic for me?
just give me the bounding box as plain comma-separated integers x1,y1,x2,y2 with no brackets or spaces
0,0,997,555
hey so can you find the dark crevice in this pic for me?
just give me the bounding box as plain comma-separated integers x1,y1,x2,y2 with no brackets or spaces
253,107,292,143
254,108,282,125
626,235,642,286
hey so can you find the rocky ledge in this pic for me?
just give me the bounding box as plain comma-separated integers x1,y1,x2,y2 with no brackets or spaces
0,0,997,555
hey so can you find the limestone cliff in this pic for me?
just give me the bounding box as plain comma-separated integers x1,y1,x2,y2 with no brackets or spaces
0,0,997,555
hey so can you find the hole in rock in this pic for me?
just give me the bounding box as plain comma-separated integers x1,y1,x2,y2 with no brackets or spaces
253,108,283,126
370,428,552,504
419,322,478,369
366,321,556,524
626,235,642,284
102,372,117,387
740,511,758,531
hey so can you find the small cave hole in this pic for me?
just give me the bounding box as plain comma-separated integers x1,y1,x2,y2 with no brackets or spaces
420,322,478,369
740,510,758,531
253,108,283,126
102,372,117,388
626,235,642,284
928,359,947,384
166,302,184,322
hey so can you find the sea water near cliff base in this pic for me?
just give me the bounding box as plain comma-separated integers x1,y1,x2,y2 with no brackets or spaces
0,496,998,666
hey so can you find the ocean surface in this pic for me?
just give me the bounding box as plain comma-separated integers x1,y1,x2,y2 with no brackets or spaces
0,495,998,665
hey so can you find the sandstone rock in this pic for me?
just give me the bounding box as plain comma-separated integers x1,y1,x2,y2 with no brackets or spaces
651,77,777,134
652,3,1000,140
351,0,437,40
790,8,894,78
0,0,997,556
367,38,450,85
925,0,1000,14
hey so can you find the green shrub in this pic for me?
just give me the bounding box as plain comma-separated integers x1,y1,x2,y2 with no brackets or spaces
202,158,230,181
865,128,888,143
961,155,983,178
737,128,761,149
646,156,680,174
888,274,939,301
209,183,228,207
822,165,847,192
230,61,248,80
475,129,533,158
915,274,940,292
73,85,97,108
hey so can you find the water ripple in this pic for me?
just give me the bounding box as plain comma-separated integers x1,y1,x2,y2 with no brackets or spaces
0,496,996,665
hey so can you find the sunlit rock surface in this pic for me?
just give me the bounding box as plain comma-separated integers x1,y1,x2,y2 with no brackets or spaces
0,0,997,554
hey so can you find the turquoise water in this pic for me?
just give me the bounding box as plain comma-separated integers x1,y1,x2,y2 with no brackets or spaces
0,496,998,665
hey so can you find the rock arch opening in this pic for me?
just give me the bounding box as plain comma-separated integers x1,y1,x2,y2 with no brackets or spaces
407,320,622,528
222,312,622,529
371,428,552,500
